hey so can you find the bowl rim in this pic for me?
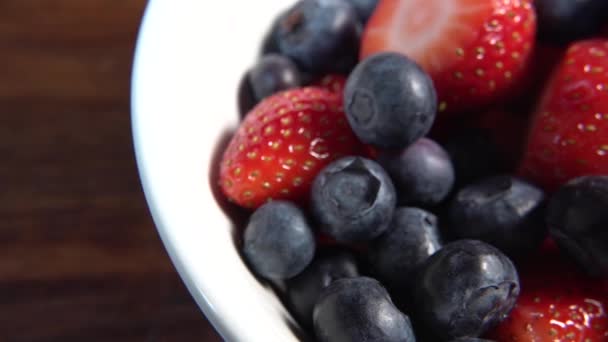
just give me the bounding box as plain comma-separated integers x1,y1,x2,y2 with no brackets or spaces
130,1,303,341
130,2,230,339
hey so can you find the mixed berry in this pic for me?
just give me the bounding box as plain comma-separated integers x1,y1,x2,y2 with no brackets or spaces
219,0,608,340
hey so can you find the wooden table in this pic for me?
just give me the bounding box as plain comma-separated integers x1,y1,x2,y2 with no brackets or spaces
1,1,221,340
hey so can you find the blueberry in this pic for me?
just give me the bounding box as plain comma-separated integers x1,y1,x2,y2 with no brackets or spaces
260,16,281,56
286,249,359,327
547,176,608,277
413,240,520,340
237,54,301,119
311,156,397,242
274,0,361,74
448,175,546,257
379,138,455,207
313,277,416,342
448,338,495,342
248,54,302,101
443,129,507,188
243,200,315,279
344,0,379,23
535,0,608,45
237,72,257,119
344,52,437,149
368,207,442,293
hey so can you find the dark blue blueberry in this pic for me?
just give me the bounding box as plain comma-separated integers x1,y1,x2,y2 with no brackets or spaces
238,54,304,120
379,138,455,207
237,72,257,119
313,277,416,342
243,200,315,279
413,240,520,340
344,52,437,149
547,176,608,277
448,338,495,342
286,249,359,328
274,0,362,74
249,54,302,101
368,207,442,292
345,0,379,23
311,156,396,242
535,0,608,45
260,16,281,56
443,129,507,188
448,175,546,258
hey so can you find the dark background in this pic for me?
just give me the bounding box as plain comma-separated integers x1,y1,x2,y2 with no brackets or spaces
1,1,221,340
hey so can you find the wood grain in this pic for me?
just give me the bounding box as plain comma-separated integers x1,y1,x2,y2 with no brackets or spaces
0,1,221,340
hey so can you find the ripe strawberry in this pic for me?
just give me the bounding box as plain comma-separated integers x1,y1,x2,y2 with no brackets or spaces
519,39,608,192
487,248,608,341
361,0,536,116
219,87,366,208
312,74,347,95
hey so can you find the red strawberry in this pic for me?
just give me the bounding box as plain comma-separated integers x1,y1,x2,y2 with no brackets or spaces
312,74,347,95
487,249,608,341
519,39,608,192
361,0,536,116
219,87,366,208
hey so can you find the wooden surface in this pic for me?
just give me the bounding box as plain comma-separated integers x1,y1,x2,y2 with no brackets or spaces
0,1,221,340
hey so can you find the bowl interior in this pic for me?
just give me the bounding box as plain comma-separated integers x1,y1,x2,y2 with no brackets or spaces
131,0,304,341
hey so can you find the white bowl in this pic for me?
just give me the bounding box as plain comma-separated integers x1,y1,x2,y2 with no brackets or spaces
131,0,304,341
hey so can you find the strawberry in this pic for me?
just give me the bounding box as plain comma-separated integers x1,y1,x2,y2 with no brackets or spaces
312,74,347,95
487,248,608,341
361,0,536,116
519,39,608,192
219,87,366,209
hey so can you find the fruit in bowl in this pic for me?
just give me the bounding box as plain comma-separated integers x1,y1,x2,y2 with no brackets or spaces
132,0,608,340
